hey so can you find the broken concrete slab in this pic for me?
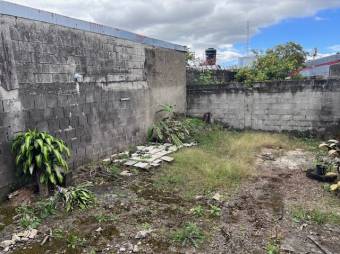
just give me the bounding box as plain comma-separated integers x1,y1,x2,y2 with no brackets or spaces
161,156,174,162
124,160,137,166
134,162,151,170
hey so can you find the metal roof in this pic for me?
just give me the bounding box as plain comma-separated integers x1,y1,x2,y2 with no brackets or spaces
0,0,187,52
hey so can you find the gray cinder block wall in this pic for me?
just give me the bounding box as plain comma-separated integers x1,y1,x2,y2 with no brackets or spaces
0,3,186,198
187,80,340,136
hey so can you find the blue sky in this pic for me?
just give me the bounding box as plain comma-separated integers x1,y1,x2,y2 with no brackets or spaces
223,8,340,67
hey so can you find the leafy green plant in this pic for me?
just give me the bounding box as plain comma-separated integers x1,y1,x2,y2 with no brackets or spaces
149,119,192,146
57,183,96,212
266,239,280,254
11,130,70,193
208,205,221,217
108,165,120,176
15,205,41,229
195,70,217,85
36,197,57,219
149,105,200,146
172,223,204,247
66,233,86,249
190,205,204,217
52,228,65,239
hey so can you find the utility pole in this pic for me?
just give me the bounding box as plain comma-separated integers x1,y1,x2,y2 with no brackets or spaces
246,20,250,56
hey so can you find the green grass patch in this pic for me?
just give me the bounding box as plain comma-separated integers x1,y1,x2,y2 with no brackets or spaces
153,128,315,198
291,207,340,225
172,223,204,247
266,239,280,254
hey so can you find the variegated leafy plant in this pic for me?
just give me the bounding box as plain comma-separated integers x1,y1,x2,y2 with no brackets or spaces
11,130,70,192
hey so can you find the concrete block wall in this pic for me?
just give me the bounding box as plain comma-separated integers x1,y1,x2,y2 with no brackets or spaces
187,80,340,135
0,13,186,198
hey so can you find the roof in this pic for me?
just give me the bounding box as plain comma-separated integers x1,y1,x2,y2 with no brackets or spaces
0,0,187,52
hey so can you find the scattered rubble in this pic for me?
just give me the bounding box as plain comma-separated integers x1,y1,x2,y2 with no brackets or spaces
103,142,196,170
0,229,38,252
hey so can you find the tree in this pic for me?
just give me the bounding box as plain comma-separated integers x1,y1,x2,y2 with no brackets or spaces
236,42,307,84
185,48,195,66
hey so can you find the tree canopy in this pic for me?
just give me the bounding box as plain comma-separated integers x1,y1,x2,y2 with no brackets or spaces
236,42,308,84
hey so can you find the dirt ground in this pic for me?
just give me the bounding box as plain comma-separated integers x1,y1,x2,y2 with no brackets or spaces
0,146,339,254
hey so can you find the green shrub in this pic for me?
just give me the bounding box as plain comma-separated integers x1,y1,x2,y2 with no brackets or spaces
149,118,193,146
15,205,41,229
57,183,96,212
11,130,70,191
172,223,204,247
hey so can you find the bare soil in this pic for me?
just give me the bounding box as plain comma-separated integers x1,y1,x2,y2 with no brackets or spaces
1,147,339,254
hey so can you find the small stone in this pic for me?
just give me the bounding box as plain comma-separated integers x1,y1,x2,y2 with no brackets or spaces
135,229,153,239
195,195,204,200
120,170,133,176
102,158,111,163
28,229,38,239
183,143,193,147
212,193,222,201
161,156,174,162
119,247,126,252
133,245,139,252
96,227,103,232
0,240,15,249
11,234,20,242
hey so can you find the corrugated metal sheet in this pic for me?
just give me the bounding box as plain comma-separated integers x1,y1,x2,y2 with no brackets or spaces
0,0,187,52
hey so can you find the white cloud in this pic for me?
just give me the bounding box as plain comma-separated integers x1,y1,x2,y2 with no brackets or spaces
314,16,327,21
7,0,340,65
328,44,340,52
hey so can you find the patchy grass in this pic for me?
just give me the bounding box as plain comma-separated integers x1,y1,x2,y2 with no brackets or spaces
266,239,280,254
171,222,205,247
291,206,340,225
153,128,314,198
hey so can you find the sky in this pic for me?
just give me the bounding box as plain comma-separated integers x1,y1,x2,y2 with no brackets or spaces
7,0,340,67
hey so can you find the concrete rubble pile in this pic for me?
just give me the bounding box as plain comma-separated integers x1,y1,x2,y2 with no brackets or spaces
103,142,197,171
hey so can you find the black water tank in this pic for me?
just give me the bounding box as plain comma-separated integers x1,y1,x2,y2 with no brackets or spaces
205,48,217,65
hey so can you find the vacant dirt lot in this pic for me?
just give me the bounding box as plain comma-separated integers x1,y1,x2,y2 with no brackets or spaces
1,130,339,254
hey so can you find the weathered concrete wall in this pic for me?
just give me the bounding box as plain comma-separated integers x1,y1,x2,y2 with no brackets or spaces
187,80,340,136
0,14,186,198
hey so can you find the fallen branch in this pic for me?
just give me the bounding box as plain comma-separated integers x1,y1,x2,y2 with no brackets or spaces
307,236,333,254
40,235,49,246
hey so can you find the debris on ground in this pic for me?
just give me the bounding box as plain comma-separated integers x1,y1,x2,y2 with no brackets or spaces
103,142,196,169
